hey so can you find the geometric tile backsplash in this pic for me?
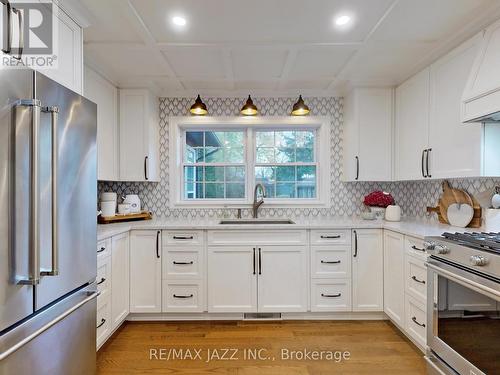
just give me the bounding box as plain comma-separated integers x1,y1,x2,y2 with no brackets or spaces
98,96,500,220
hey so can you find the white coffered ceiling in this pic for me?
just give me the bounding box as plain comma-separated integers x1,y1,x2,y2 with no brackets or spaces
81,0,500,97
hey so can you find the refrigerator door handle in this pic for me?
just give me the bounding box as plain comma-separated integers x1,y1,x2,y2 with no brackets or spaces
15,99,42,285
1,0,12,53
0,290,99,361
11,5,23,60
41,106,59,276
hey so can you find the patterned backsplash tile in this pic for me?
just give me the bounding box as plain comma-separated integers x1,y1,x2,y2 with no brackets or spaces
98,96,500,220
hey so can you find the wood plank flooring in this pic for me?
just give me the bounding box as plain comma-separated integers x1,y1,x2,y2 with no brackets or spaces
97,320,426,375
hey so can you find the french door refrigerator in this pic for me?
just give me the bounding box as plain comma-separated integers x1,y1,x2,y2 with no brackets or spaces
0,69,98,374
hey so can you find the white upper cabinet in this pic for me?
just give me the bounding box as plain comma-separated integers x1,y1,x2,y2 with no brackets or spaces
343,88,393,182
462,19,500,122
38,5,83,94
84,66,119,181
395,34,500,180
119,89,160,182
395,68,431,181
429,36,483,179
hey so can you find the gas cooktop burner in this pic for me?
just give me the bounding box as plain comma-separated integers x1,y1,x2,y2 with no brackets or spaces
442,232,500,253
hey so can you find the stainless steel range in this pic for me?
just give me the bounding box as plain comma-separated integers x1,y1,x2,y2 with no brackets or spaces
424,232,500,375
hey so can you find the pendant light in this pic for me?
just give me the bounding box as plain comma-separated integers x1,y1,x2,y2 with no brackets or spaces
189,95,208,115
291,95,310,116
240,95,258,116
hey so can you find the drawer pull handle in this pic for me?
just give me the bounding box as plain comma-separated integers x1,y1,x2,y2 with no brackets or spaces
173,236,194,240
321,260,341,264
412,316,425,328
411,245,426,252
411,275,426,284
97,247,106,253
321,235,341,239
96,318,106,329
97,277,106,285
173,294,194,299
321,293,341,298
173,261,194,265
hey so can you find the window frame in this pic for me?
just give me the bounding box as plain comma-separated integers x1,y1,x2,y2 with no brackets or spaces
170,116,331,208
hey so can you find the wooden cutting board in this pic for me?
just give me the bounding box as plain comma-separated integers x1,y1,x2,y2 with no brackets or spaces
98,211,153,224
439,181,473,223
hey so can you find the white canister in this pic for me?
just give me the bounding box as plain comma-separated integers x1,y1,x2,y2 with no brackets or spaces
484,209,500,228
385,205,401,222
118,203,131,215
100,201,116,217
101,192,117,202
124,194,141,213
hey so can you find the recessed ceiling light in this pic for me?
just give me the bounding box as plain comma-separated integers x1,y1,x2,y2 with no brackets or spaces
172,16,187,27
335,15,351,26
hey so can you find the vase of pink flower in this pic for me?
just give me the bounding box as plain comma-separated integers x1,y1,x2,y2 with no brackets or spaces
363,191,395,220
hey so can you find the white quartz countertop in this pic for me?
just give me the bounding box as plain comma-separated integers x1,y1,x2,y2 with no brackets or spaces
97,217,497,241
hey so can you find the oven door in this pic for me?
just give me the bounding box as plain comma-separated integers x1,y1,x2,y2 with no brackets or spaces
426,258,500,375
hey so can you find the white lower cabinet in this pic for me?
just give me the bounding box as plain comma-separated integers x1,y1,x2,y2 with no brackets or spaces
96,300,112,349
208,246,257,313
162,281,204,312
257,246,308,313
383,231,405,327
311,279,351,312
130,230,162,313
352,229,384,311
405,294,427,348
111,233,130,329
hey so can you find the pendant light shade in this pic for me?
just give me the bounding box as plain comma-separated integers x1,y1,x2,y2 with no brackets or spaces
189,95,208,115
291,95,310,116
240,95,258,116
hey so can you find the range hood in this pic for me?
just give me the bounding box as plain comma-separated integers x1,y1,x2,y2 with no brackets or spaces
462,19,500,123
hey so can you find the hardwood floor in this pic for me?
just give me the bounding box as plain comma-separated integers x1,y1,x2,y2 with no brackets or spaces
97,320,426,374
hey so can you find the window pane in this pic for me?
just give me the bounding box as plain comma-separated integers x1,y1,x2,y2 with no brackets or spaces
256,147,275,163
185,147,204,163
256,131,274,147
296,131,314,148
205,147,224,163
226,183,245,198
204,166,224,182
205,131,225,147
185,131,204,147
275,131,295,148
297,166,316,182
184,166,204,182
204,183,224,198
276,166,295,182
276,148,295,163
224,132,244,147
226,166,245,182
296,148,314,162
276,183,296,198
297,183,316,198
184,183,203,199
263,184,275,198
225,147,244,163
255,166,275,183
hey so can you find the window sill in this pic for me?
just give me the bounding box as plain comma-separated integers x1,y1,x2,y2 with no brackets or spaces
171,199,329,209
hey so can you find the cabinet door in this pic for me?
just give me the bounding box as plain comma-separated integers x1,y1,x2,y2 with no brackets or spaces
39,8,82,94
352,229,384,311
84,66,118,181
129,231,162,313
111,233,129,329
258,246,308,312
429,37,482,178
383,231,405,327
357,89,393,181
207,246,257,312
395,68,430,180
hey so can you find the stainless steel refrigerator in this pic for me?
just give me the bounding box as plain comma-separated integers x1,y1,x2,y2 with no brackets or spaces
0,69,98,374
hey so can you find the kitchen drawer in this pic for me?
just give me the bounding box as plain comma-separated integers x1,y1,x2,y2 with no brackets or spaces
405,294,427,348
96,300,112,349
96,256,111,301
405,255,427,302
311,279,351,312
208,230,307,246
405,236,428,260
163,247,203,280
310,230,351,246
311,246,351,279
97,238,111,260
163,231,204,246
162,281,205,312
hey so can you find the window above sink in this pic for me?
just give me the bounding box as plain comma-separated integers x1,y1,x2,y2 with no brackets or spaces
169,116,331,208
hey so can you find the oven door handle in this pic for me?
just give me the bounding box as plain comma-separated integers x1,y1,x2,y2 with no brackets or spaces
427,262,500,300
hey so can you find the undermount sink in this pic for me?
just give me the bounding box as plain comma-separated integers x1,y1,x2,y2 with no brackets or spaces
219,219,295,225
